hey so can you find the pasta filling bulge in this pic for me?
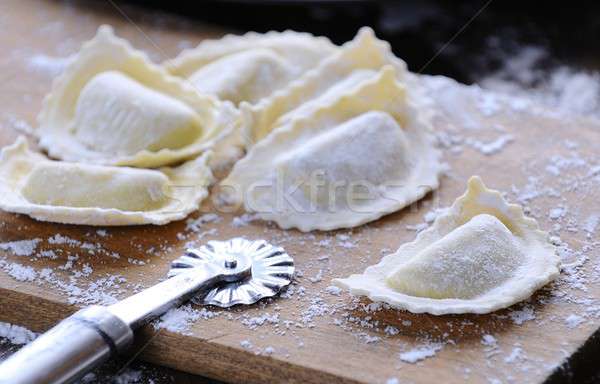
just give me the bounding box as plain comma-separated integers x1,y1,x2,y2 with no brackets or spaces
385,214,522,299
72,71,203,155
21,161,171,211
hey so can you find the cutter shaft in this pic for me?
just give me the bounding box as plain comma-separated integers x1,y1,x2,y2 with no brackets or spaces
107,262,224,328
0,238,292,384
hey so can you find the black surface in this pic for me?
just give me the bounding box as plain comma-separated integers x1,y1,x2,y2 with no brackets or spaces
113,0,600,83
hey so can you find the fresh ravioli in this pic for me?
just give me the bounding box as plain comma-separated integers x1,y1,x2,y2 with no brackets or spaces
0,137,213,226
166,30,337,105
242,27,407,146
37,25,239,168
220,67,442,231
334,176,560,314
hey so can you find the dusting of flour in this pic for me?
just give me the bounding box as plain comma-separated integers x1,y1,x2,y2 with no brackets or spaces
0,28,599,384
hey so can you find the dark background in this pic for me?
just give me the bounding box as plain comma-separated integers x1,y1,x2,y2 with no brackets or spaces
118,0,600,84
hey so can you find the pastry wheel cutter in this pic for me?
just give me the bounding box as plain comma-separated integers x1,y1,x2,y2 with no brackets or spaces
0,238,294,384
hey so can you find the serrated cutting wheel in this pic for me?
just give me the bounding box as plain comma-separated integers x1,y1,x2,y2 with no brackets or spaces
0,237,295,384
168,238,295,307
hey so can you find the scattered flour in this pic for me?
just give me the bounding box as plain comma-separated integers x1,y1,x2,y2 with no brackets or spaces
4,263,37,282
112,369,143,384
309,269,323,283
0,321,37,345
504,347,525,364
466,134,514,155
155,305,218,333
509,306,536,325
80,373,97,383
481,334,497,347
2,114,33,134
0,239,41,256
481,46,600,120
240,340,253,349
423,208,448,223
263,346,275,355
185,213,221,233
241,313,280,330
96,229,108,237
565,314,585,329
325,285,342,296
399,343,443,363
231,213,260,227
549,207,566,220
0,36,598,384
583,214,599,234
336,233,357,249
405,223,428,232
406,208,450,232
26,53,72,76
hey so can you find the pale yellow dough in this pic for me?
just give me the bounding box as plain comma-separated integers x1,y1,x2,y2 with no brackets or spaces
334,176,560,314
37,25,240,168
166,30,337,105
0,137,213,226
242,27,407,147
220,67,443,232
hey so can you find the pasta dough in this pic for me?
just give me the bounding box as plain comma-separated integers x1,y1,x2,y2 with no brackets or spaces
186,49,296,105
242,27,407,146
220,67,442,231
37,25,240,168
166,30,337,104
0,137,213,226
333,176,560,314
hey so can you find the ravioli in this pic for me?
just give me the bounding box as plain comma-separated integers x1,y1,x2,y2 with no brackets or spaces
166,30,337,104
220,67,443,231
186,49,296,105
37,25,239,168
333,176,560,314
242,27,407,146
0,137,213,226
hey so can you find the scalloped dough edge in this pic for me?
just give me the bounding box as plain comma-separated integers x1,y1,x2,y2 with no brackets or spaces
0,136,214,226
37,25,240,168
240,27,408,147
165,29,337,78
333,176,560,315
222,66,444,232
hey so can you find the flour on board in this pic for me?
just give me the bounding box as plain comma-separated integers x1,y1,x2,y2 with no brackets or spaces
399,343,443,363
0,321,37,345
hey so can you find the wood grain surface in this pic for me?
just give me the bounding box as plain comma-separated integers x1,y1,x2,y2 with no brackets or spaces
1,1,599,383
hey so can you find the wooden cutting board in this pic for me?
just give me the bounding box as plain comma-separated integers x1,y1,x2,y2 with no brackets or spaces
1,1,600,383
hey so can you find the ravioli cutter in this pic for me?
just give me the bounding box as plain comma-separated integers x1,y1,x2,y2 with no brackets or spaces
0,238,294,384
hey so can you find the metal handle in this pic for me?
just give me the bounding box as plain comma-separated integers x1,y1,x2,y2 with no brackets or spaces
0,253,232,384
107,261,223,328
0,266,223,384
0,306,133,384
